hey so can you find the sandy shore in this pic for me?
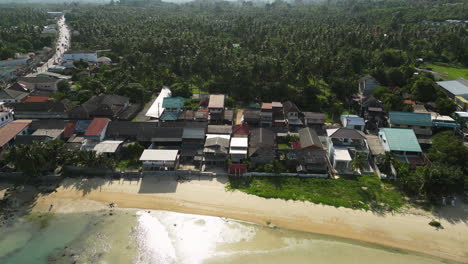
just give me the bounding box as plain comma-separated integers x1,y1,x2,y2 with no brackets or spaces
23,176,468,263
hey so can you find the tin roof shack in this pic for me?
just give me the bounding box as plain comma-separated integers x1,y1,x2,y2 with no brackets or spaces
286,148,328,175
93,140,124,158
83,118,111,149
388,111,432,137
208,94,225,124
232,124,250,138
160,97,186,121
207,125,232,135
298,127,323,149
69,95,130,120
140,149,180,171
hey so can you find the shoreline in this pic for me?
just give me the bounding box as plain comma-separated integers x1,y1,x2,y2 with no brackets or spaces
7,176,468,263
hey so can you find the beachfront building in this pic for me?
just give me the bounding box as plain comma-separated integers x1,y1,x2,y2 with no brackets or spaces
140,149,180,171
181,127,205,164
378,128,424,167
327,128,370,174
203,135,230,166
287,148,328,175
249,127,276,168
388,111,432,137
229,137,248,163
83,117,111,145
208,94,225,124
93,140,124,158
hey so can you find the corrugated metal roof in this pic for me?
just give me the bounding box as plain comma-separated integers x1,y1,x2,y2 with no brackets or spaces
0,120,32,147
139,149,179,161
208,94,225,108
93,140,123,154
437,78,468,96
389,111,432,126
162,97,186,108
380,128,422,152
84,118,110,137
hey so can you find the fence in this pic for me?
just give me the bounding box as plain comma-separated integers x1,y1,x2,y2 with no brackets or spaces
243,172,328,178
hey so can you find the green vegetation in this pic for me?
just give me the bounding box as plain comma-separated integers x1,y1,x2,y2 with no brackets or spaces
429,220,443,229
277,143,291,150
424,63,468,80
228,174,405,212
0,8,52,59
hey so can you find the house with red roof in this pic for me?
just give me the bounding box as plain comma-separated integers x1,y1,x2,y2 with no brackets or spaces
22,96,52,103
232,124,250,138
0,120,32,151
84,117,110,142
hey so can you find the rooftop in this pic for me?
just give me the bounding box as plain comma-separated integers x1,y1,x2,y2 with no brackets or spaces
162,97,186,109
146,86,171,119
84,118,110,137
437,78,468,96
261,103,272,110
380,128,422,153
0,120,32,147
341,114,365,126
139,149,179,161
207,125,232,134
298,127,322,149
208,94,225,108
389,111,432,127
230,137,248,148
93,140,124,154
327,128,366,140
23,96,52,103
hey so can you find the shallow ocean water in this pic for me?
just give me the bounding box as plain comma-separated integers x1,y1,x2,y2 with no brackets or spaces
0,209,458,264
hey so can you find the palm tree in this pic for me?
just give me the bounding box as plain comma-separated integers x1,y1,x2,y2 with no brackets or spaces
351,152,367,173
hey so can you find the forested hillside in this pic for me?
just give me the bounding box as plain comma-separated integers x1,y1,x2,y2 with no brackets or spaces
65,0,467,112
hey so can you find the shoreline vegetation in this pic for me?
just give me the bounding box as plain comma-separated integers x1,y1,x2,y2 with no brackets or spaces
1,176,466,263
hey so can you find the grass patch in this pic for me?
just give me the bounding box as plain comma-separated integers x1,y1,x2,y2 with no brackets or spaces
227,175,405,212
116,159,141,170
424,63,468,80
277,143,291,149
25,212,54,229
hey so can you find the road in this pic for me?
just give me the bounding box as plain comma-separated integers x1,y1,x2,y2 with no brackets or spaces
31,15,70,75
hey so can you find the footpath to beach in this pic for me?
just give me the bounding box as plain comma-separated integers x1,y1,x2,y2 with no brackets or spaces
27,176,468,263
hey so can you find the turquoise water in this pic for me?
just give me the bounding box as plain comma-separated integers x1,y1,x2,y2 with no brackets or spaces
0,209,460,264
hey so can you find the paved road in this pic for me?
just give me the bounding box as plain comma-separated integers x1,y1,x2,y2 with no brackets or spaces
29,15,70,76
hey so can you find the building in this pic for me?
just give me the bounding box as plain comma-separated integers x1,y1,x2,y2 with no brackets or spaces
97,56,112,66
283,101,302,129
298,127,322,149
203,135,230,166
63,50,98,63
454,111,468,141
194,109,209,122
223,110,234,125
249,128,276,167
388,111,432,137
160,97,186,121
232,124,250,138
181,127,205,164
272,102,285,127
0,87,29,103
93,140,124,157
340,114,365,131
0,120,32,151
140,149,180,171
327,128,370,174
302,112,325,129
0,54,30,67
208,94,225,123
84,117,111,142
378,128,424,166
146,86,171,119
287,148,328,174
358,75,380,97
69,94,130,120
207,125,232,135
243,110,260,126
229,137,248,163
360,96,385,126
260,103,273,127
437,78,468,110
17,77,60,92
8,100,72,119
0,103,14,128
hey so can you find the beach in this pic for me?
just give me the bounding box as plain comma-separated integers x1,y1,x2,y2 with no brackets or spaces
18,175,468,263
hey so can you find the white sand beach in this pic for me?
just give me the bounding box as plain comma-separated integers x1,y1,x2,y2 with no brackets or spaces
27,176,468,263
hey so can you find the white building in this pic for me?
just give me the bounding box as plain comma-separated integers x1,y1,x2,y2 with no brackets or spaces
0,103,14,128
140,149,180,171
340,114,365,131
63,51,98,63
229,137,248,163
